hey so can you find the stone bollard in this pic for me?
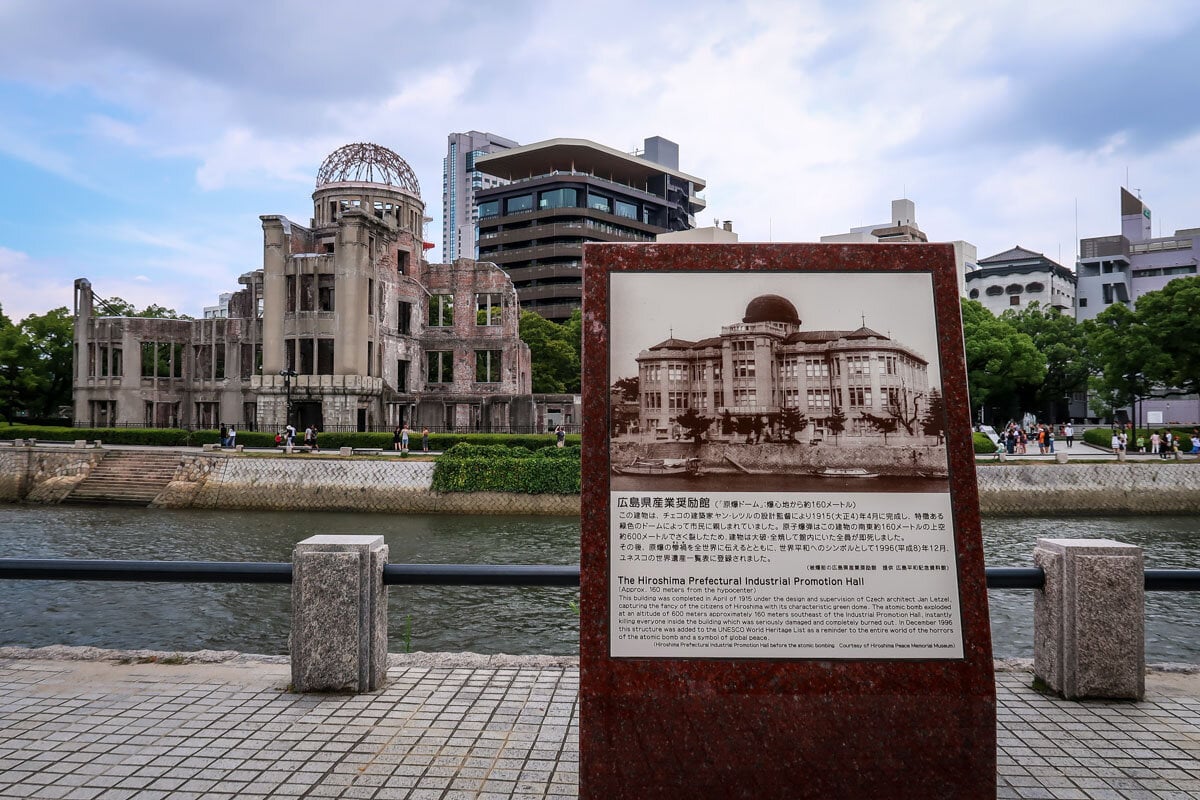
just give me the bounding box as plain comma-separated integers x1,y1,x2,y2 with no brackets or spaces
339,446,353,456
93,440,102,448
1116,450,1126,462
1033,538,1144,700
74,440,86,448
291,535,389,693
1054,451,1068,464
13,439,24,447
235,444,244,452
202,443,219,451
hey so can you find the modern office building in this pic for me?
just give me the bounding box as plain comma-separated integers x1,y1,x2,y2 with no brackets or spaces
820,198,978,296
1076,187,1200,320
965,247,1075,316
634,294,931,441
441,131,519,263
74,142,533,433
473,136,706,321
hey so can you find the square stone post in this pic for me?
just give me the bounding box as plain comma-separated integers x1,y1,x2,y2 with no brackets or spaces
1033,538,1144,700
291,535,389,692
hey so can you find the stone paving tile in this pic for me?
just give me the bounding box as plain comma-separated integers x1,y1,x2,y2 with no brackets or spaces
0,658,1197,798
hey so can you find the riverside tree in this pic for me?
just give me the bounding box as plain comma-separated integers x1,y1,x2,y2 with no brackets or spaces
960,299,1045,424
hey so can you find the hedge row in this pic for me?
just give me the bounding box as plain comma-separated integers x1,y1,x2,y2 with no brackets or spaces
1083,426,1196,449
0,425,580,452
431,443,581,494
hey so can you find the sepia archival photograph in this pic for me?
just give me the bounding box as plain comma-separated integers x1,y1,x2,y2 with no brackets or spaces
609,270,951,492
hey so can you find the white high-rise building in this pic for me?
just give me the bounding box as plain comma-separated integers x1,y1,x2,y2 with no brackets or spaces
442,131,518,262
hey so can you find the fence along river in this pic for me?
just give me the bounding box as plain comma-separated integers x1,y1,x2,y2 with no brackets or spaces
0,506,1197,663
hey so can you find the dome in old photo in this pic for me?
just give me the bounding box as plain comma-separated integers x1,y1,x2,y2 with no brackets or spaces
315,142,421,195
742,294,800,325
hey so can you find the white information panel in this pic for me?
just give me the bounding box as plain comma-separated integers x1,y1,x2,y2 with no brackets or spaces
610,491,963,659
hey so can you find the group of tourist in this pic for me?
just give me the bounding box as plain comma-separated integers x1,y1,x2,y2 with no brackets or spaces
392,424,430,454
273,424,319,451
218,424,237,448
1142,429,1200,457
1000,422,1072,455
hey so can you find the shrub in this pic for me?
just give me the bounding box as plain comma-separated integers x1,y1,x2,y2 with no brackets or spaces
972,432,999,454
432,443,581,494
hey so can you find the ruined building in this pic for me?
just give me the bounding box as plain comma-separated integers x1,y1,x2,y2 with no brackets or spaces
74,143,534,432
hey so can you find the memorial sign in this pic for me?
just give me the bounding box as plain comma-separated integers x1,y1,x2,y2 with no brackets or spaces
580,243,995,799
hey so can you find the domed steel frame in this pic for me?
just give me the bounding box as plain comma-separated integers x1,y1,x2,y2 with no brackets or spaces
315,143,421,195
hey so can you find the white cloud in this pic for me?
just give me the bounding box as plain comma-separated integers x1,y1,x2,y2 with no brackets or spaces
0,248,76,322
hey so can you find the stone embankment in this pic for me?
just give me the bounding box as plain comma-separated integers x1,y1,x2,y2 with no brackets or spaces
0,449,578,515
3,447,1200,515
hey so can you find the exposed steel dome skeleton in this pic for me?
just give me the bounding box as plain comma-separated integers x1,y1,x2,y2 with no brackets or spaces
315,142,421,195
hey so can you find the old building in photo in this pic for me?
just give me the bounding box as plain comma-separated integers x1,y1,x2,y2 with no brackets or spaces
73,142,533,433
633,294,932,441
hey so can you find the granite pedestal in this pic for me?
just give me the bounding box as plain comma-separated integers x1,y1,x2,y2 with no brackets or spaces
1033,537,1144,700
291,534,388,692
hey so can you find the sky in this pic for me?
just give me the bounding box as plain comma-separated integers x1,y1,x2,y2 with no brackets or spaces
2,0,1200,323
609,272,941,385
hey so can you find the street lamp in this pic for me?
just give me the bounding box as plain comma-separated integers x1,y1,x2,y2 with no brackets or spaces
279,369,297,426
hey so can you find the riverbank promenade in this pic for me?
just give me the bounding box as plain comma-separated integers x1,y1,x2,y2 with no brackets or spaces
1,650,1197,799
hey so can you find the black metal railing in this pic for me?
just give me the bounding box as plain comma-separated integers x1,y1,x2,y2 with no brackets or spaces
1,559,1198,591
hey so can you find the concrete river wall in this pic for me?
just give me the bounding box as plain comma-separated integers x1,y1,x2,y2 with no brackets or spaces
3,448,1200,515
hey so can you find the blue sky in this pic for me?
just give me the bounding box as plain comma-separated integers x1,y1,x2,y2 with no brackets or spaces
2,0,1200,322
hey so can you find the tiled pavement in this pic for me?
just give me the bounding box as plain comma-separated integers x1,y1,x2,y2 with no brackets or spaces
0,653,1197,799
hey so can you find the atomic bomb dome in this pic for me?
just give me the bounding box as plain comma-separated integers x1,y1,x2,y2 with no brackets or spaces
315,142,421,195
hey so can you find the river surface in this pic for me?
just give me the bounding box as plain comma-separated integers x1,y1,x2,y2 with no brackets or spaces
0,506,1197,663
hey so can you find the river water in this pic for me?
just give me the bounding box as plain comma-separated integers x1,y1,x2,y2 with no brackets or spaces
0,506,1197,663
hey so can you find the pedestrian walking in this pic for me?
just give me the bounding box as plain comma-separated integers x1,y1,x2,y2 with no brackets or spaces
421,427,430,452
393,426,403,451
228,426,236,449
219,424,228,447
555,425,566,448
401,424,410,454
1064,422,1074,449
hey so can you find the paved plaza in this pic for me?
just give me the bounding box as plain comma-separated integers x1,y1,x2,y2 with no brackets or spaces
0,650,1198,799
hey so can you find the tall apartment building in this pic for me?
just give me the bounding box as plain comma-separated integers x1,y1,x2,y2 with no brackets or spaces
473,136,706,321
1076,187,1200,320
442,131,519,262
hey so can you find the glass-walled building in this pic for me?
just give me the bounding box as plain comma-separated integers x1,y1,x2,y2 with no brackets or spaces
474,136,706,321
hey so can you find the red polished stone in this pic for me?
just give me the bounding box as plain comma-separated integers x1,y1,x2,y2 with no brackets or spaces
580,243,995,799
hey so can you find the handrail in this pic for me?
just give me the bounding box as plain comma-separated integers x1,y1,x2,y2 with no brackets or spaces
1,559,1199,591
0,558,291,583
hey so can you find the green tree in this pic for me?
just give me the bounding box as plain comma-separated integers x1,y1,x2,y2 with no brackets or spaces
17,307,74,416
1084,303,1166,438
519,310,582,393
1003,302,1092,422
672,408,715,442
960,299,1045,423
1133,276,1200,394
0,306,29,423
95,296,190,319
